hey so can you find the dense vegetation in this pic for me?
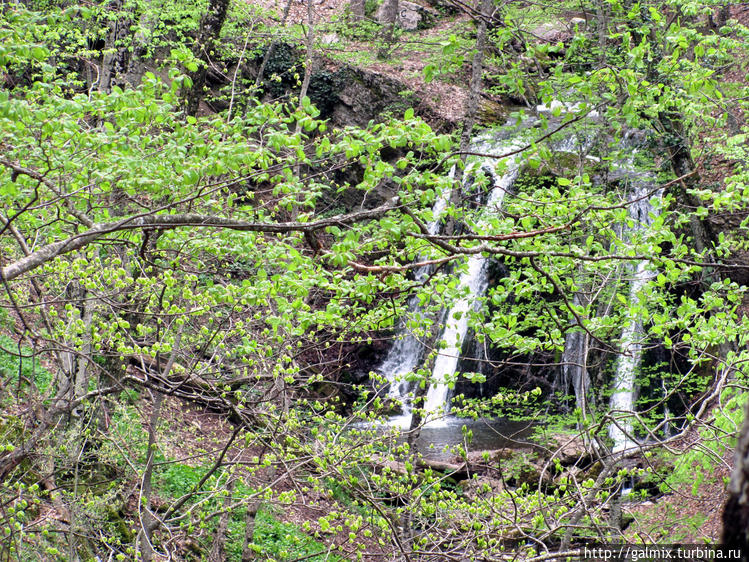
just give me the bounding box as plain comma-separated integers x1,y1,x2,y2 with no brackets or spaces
1,0,749,559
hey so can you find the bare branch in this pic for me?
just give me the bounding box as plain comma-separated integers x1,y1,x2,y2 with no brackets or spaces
0,197,400,281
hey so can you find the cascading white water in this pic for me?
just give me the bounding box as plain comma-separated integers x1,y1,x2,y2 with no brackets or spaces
609,179,660,453
375,185,452,426
422,146,524,426
422,253,491,423
375,131,525,428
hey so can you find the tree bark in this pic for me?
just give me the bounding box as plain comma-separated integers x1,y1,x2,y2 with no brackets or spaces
241,500,260,561
255,0,294,89
136,327,182,561
459,0,491,153
123,4,156,88
99,0,137,92
657,109,717,264
185,0,231,117
722,399,749,561
209,478,236,562
74,288,94,409
137,390,163,562
349,0,365,22
594,0,608,67
298,0,315,109
446,0,491,237
377,0,399,59
709,4,730,31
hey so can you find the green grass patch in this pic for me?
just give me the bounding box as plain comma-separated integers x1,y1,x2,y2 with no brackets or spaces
155,463,345,560
0,334,53,394
248,506,346,561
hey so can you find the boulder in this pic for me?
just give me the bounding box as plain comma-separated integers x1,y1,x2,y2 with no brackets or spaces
462,448,551,488
570,17,587,28
531,22,569,42
375,1,437,31
553,461,602,486
553,464,584,486
320,33,339,45
541,432,592,465
458,476,505,501
523,147,591,178
332,67,416,127
465,448,515,470
531,18,586,43
477,97,509,125
514,460,552,488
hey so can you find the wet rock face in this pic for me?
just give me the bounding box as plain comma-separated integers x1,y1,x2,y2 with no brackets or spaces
331,67,416,127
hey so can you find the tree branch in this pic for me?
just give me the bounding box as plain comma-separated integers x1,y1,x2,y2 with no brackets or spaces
0,197,400,281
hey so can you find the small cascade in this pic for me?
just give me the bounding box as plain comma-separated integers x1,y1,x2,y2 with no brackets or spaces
422,248,491,421
375,130,526,428
423,147,523,425
375,185,452,423
609,178,660,453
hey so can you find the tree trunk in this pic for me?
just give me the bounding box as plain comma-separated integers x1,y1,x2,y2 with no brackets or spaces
446,0,491,237
710,4,730,31
99,1,137,92
74,291,94,409
297,0,315,115
136,328,182,561
658,109,717,261
459,0,491,154
722,399,749,561
255,0,294,90
377,0,399,59
594,0,608,67
209,478,236,561
349,0,365,22
185,0,230,117
137,390,163,562
241,500,260,561
123,3,155,88
291,0,316,220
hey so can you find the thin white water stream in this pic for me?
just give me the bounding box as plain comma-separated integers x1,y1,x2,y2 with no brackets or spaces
609,179,660,453
422,146,523,426
376,185,452,426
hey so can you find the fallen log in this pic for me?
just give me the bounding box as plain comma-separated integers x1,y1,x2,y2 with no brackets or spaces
369,456,469,478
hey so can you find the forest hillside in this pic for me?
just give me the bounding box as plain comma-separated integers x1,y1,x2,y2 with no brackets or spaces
1,0,749,560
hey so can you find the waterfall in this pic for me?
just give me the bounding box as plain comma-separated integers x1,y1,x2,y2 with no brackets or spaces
422,146,523,425
422,257,490,424
375,131,525,428
609,178,660,453
375,184,452,426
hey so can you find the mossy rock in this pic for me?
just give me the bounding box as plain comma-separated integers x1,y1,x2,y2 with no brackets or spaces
525,150,582,177
106,504,135,542
477,98,509,125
